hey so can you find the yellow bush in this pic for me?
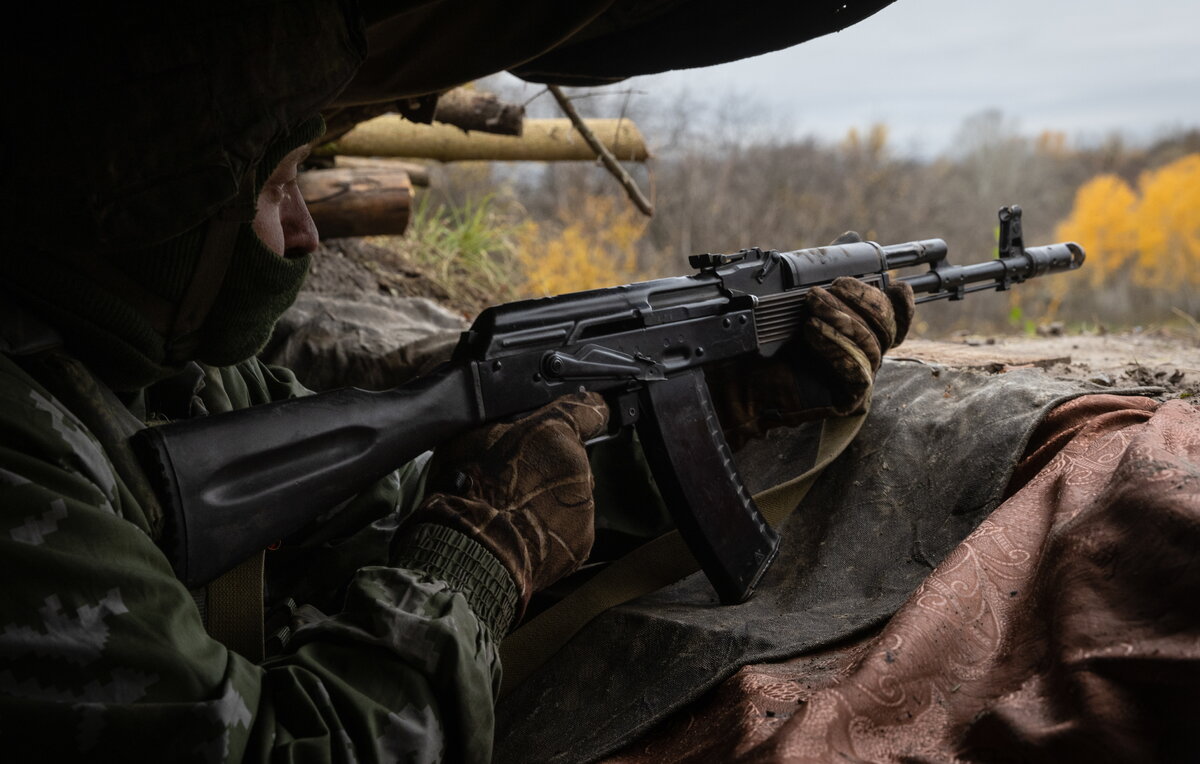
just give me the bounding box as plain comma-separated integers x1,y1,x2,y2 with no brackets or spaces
517,194,648,296
1054,154,1200,291
1133,154,1200,289
1053,174,1139,287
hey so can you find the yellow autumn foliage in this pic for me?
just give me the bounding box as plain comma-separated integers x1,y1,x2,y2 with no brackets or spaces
1133,154,1200,289
517,194,648,296
1053,174,1139,287
841,123,889,158
1055,154,1200,290
1034,130,1069,157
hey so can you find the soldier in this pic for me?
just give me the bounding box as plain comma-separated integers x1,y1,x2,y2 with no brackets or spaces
1,2,908,760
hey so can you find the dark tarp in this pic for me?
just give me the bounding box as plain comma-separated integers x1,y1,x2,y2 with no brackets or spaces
9,1,895,253
340,1,897,102
493,360,1161,763
604,393,1199,763
7,0,904,392
511,0,897,86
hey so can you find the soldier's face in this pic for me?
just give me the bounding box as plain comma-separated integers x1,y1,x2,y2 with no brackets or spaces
252,146,318,257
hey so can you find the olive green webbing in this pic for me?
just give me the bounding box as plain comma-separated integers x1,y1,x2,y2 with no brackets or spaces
205,551,266,663
499,411,867,697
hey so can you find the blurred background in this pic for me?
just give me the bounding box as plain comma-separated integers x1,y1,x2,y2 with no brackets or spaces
319,0,1200,337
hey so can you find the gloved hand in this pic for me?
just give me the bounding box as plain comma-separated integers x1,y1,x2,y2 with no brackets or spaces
707,233,915,450
394,392,609,633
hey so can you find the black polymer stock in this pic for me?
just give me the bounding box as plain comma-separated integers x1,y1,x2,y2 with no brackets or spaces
132,206,1084,603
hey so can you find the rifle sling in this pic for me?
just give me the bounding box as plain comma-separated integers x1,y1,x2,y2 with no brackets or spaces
204,551,266,663
499,410,867,698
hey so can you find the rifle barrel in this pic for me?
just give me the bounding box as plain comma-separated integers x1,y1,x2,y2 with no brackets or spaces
900,242,1084,303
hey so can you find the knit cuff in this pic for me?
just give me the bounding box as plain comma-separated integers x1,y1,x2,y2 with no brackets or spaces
393,523,519,639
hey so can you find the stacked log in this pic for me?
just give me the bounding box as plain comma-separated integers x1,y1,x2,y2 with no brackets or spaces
306,89,650,237
432,89,524,136
318,116,649,163
299,168,412,240
334,156,431,187
322,87,524,143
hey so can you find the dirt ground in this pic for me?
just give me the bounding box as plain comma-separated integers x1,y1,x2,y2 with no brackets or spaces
897,330,1200,399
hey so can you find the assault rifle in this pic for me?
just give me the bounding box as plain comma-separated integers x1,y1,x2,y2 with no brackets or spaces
133,206,1084,603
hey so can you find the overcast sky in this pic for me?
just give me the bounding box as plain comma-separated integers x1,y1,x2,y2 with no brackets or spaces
504,0,1200,156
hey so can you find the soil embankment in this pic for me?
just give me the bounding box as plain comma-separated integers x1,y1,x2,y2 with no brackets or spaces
896,332,1200,399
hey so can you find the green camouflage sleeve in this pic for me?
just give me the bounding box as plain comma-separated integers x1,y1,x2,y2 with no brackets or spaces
0,355,504,762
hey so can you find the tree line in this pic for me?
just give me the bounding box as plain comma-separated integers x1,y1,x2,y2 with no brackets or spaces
421,89,1199,334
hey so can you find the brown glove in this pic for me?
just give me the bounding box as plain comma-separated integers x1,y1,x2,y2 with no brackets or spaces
708,243,914,449
400,392,609,623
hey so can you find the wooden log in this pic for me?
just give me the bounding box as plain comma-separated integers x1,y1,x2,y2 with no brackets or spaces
322,95,438,143
298,168,412,239
318,115,650,163
323,87,525,142
433,89,524,136
333,156,431,187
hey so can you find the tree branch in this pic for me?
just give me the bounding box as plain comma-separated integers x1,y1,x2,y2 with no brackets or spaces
548,85,654,217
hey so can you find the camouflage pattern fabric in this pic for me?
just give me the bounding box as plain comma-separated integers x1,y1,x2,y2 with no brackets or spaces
0,348,500,762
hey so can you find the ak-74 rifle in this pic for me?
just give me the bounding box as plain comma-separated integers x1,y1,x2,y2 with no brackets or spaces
133,206,1084,603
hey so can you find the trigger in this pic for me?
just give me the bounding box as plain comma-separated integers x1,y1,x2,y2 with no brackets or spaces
586,391,641,448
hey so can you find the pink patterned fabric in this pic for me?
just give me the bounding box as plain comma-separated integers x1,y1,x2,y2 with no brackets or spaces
609,395,1200,763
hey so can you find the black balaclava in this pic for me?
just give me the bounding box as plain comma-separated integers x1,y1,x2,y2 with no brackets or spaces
1,116,324,391
5,3,367,391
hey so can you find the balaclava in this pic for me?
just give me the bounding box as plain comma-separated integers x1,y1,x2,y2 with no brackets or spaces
5,3,367,391
1,117,325,391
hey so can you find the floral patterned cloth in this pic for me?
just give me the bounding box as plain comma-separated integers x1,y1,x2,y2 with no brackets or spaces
608,394,1200,763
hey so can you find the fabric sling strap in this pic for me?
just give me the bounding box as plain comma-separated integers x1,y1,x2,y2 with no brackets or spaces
499,410,868,697
205,551,266,662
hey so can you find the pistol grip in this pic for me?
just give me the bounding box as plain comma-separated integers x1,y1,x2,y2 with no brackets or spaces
635,369,780,604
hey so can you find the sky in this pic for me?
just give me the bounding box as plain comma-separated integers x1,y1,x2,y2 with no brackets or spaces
499,0,1200,157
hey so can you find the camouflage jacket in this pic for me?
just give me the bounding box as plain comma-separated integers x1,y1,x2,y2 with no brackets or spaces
0,332,504,761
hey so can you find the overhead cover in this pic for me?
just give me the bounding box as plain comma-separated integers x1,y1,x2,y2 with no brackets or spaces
6,1,895,253
340,0,896,103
